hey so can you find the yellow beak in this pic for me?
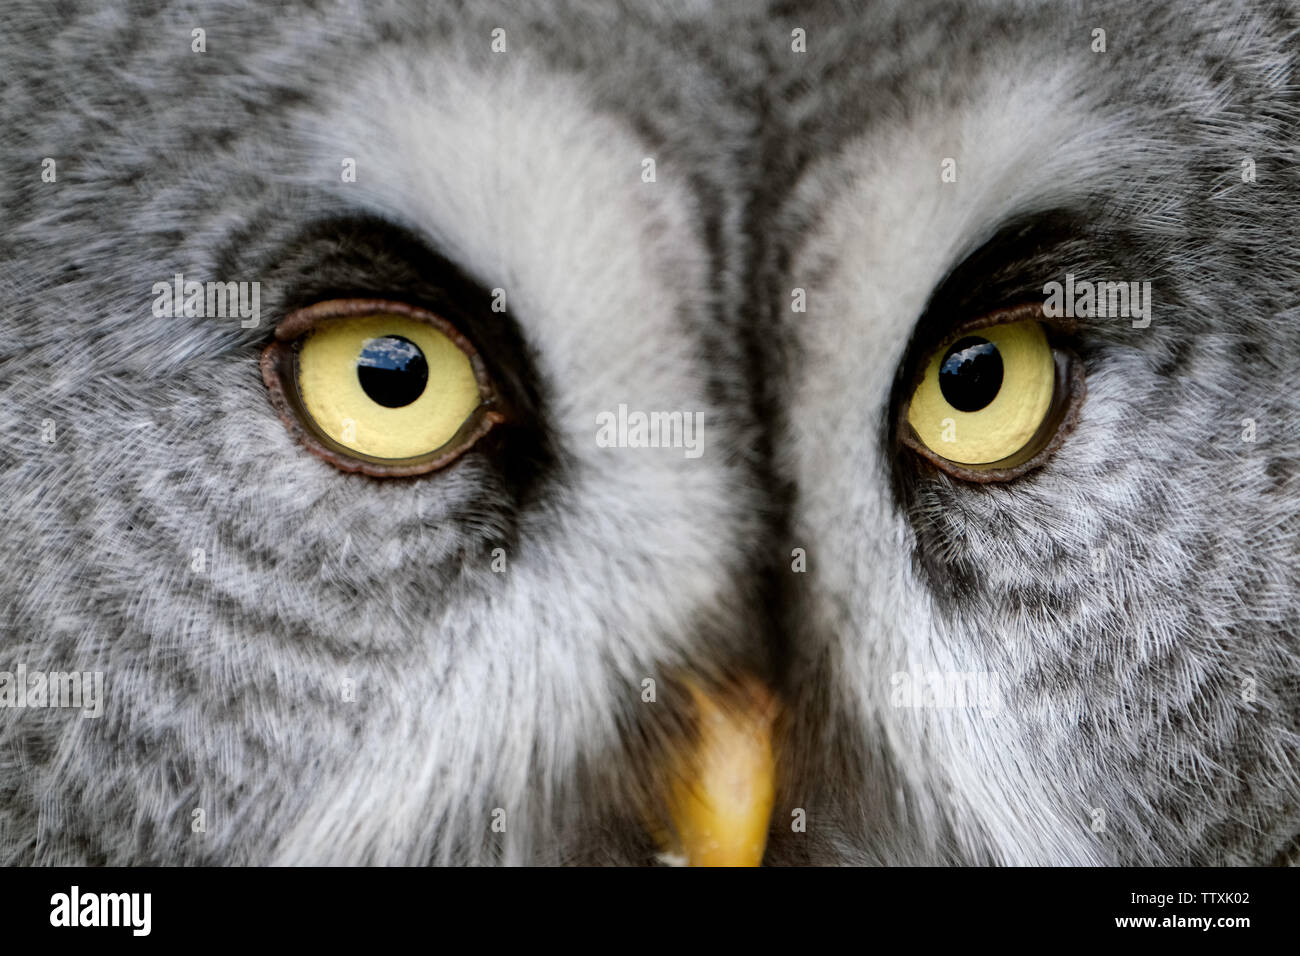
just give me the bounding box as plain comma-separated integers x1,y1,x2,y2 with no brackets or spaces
659,678,778,867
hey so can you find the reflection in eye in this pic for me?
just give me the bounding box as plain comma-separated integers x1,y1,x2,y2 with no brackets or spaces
938,337,1003,413
901,311,1083,481
261,299,504,477
356,335,429,408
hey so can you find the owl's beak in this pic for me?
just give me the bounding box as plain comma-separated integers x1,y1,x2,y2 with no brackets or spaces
655,677,778,866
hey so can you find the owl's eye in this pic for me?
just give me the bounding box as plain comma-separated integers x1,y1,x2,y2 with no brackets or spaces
261,299,504,477
899,305,1084,482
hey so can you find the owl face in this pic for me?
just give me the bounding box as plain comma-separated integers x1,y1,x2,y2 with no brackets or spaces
2,0,1298,866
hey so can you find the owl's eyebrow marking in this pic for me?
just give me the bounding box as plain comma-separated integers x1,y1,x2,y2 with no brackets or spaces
910,210,1088,343
892,207,1145,389
267,216,495,333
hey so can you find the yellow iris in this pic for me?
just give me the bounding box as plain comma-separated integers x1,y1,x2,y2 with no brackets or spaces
906,319,1054,465
296,313,481,461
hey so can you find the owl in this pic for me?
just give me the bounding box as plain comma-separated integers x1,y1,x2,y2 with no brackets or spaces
1,0,1297,867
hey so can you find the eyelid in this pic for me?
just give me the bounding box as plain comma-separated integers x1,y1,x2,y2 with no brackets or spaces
901,302,1076,399
271,297,483,350
261,298,506,478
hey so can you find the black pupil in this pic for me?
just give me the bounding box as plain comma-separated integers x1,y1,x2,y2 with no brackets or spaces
938,336,1003,412
357,335,428,408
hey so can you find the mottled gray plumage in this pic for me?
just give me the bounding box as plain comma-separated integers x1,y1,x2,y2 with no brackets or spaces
759,0,1300,866
1,0,1297,866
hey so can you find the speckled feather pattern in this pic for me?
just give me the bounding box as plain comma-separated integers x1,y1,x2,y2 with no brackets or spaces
0,0,1297,865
